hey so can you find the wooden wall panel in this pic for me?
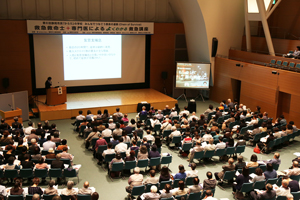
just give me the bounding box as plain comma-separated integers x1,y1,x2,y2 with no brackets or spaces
239,63,278,90
267,0,300,40
290,95,300,114
289,111,300,127
240,82,277,105
150,23,185,95
240,94,276,119
241,36,300,55
0,20,32,95
229,49,300,65
278,71,300,95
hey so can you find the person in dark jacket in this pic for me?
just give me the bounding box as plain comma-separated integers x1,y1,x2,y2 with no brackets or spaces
51,154,64,169
233,166,250,193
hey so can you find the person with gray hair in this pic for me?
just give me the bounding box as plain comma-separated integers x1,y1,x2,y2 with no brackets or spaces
61,181,77,195
32,194,40,200
29,138,40,153
126,167,143,193
78,181,93,195
274,179,291,197
43,180,58,195
143,185,160,200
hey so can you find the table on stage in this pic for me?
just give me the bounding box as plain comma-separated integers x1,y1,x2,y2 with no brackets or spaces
46,86,67,106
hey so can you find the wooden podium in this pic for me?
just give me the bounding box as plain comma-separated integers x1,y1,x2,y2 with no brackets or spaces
46,86,67,106
0,108,22,125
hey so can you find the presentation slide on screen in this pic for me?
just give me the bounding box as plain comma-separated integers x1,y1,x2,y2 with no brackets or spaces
176,62,210,89
63,35,122,81
33,34,145,88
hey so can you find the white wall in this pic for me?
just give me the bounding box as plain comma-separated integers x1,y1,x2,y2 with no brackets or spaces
170,0,245,84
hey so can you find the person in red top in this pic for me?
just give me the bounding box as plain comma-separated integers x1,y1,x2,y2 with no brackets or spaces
56,139,68,151
94,135,107,152
182,132,192,144
180,132,192,156
218,102,224,111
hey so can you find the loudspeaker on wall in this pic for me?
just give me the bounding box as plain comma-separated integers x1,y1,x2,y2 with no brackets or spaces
211,37,218,57
161,71,168,80
2,78,9,89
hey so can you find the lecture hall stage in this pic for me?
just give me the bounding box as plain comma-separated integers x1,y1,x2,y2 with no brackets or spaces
36,89,177,121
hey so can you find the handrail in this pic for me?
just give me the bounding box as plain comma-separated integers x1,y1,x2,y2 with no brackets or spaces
230,47,285,57
245,25,300,40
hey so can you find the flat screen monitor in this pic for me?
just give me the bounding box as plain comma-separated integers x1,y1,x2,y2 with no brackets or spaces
175,62,210,89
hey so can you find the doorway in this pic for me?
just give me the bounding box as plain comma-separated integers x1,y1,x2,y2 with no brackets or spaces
231,79,241,104
277,91,291,121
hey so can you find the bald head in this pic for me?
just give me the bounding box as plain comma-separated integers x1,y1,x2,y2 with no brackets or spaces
83,181,89,188
282,179,289,188
293,161,299,168
32,194,40,200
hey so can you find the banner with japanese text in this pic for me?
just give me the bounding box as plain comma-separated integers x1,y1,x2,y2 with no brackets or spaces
27,20,154,35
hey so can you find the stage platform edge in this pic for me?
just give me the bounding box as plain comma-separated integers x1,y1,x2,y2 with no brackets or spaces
36,89,177,121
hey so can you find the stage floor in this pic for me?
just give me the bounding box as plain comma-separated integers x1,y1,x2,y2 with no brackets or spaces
36,89,177,121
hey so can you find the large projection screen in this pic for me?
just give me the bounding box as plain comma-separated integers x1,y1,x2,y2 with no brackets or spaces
33,34,145,89
176,62,210,89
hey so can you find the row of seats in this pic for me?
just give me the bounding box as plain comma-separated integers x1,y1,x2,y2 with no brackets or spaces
107,156,172,177
269,59,300,71
130,185,215,200
7,194,92,200
0,168,78,183
188,146,246,163
238,181,300,200
251,130,300,145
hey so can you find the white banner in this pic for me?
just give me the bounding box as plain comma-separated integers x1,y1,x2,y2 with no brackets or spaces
27,20,154,35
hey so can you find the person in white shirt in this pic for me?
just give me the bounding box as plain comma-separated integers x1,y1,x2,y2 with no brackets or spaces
287,161,300,176
150,116,160,128
169,127,181,139
126,167,143,193
248,115,258,126
113,123,122,136
215,136,226,150
0,184,7,196
43,135,56,151
202,132,213,142
108,119,116,130
186,163,198,177
179,106,190,117
102,142,115,156
76,110,85,120
101,124,112,137
61,181,78,196
145,130,155,142
24,121,34,135
169,108,178,119
161,120,172,132
167,127,181,146
114,107,124,118
144,170,159,185
204,139,216,151
274,179,291,197
78,181,93,195
188,112,198,122
114,137,128,153
155,110,163,120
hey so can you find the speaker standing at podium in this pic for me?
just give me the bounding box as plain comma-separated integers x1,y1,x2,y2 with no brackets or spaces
45,77,52,104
